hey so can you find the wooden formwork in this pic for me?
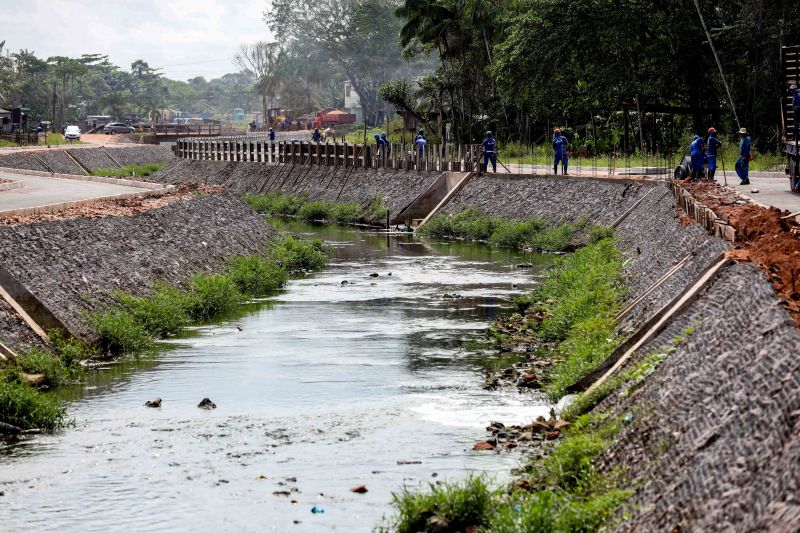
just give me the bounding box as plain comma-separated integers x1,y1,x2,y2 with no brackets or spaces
670,181,737,242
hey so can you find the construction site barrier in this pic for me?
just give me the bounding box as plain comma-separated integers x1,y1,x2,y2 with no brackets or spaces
174,138,483,173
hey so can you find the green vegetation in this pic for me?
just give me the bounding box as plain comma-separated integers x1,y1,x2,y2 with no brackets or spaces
88,235,331,356
0,377,67,431
245,192,390,226
386,413,630,532
513,238,624,398
91,163,165,178
418,208,590,253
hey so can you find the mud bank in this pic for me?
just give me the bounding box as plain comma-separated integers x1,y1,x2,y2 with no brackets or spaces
150,159,440,215
0,193,276,347
0,146,174,175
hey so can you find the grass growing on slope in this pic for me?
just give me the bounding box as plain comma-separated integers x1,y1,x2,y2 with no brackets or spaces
88,235,331,356
0,377,67,431
418,208,590,252
91,162,165,177
245,192,390,225
385,413,630,532
513,237,625,398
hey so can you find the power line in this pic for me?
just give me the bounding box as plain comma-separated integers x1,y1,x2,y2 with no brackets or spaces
692,0,741,129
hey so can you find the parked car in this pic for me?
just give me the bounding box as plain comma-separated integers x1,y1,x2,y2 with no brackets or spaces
103,122,134,134
64,125,81,141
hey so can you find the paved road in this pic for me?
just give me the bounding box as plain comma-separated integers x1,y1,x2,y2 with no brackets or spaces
0,170,151,215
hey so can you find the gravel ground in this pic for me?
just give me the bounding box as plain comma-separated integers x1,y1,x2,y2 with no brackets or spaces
0,298,47,352
0,152,48,171
0,194,276,342
70,149,120,172
0,146,175,175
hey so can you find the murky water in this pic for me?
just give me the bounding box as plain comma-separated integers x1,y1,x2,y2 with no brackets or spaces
0,220,554,532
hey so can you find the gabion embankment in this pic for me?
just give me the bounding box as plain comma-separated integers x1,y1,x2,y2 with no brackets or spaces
0,193,276,343
0,145,175,174
150,159,441,215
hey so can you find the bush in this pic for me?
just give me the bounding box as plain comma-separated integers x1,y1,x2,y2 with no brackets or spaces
391,476,495,533
245,192,306,216
330,202,362,224
227,255,288,296
187,274,244,321
114,284,191,337
0,379,67,430
489,219,547,248
271,236,331,273
589,225,615,243
529,221,584,252
90,308,153,354
14,349,80,387
48,329,92,366
298,200,332,222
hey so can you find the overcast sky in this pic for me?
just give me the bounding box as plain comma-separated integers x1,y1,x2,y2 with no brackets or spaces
0,0,272,81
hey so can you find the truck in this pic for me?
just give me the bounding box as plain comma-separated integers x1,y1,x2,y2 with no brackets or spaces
313,108,356,129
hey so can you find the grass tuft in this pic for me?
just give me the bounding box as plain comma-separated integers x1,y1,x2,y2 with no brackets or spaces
91,163,165,177
186,274,244,321
227,254,288,297
0,378,67,431
271,236,332,273
90,308,153,354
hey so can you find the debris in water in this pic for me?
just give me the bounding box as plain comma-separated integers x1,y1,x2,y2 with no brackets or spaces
350,485,368,493
516,263,533,268
198,398,217,409
311,505,325,514
145,398,162,408
473,441,495,450
397,460,422,465
369,272,379,277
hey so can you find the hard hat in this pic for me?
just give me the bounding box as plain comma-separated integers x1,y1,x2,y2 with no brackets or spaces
418,129,424,134
380,132,387,137
707,127,716,134
791,84,798,90
486,130,492,136
738,128,748,135
554,128,561,134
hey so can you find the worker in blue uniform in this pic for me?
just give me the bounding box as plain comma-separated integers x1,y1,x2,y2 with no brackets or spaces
735,128,751,185
312,128,322,143
268,128,276,143
690,134,706,181
373,133,382,157
415,135,427,167
415,129,425,142
380,132,390,156
481,131,497,173
705,127,722,182
552,129,569,175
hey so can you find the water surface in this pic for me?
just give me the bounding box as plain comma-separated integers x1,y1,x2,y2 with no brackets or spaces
0,220,553,532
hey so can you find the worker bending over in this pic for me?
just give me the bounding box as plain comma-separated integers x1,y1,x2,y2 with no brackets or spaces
481,131,497,173
690,134,706,181
552,129,569,175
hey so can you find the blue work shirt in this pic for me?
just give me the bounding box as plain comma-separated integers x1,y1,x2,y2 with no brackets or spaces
706,135,722,156
415,138,427,150
739,136,751,157
269,130,276,141
552,134,568,155
312,132,321,142
793,92,800,107
690,136,705,157
482,137,496,153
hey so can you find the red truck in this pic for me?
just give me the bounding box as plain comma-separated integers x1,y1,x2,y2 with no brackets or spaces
313,108,356,129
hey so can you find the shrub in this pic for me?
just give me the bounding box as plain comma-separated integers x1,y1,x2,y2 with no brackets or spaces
391,476,495,533
227,255,288,296
48,329,92,365
489,219,547,248
271,236,331,273
589,225,615,243
90,308,153,354
14,349,80,387
298,200,332,222
0,379,67,430
114,284,191,337
530,221,583,252
187,274,244,321
364,194,390,222
330,202,362,224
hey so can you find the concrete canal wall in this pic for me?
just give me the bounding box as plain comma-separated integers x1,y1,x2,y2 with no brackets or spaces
0,146,174,175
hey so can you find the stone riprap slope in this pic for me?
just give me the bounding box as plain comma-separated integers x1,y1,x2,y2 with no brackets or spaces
442,174,652,226
0,194,275,342
613,183,729,331
595,261,800,531
37,150,85,174
0,146,175,175
0,299,46,352
150,160,440,215
0,152,49,172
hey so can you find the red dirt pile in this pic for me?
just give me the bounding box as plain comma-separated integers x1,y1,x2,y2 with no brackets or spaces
683,181,800,324
0,183,223,226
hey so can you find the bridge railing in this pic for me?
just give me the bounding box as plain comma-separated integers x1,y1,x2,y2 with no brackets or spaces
174,138,483,172
154,124,222,136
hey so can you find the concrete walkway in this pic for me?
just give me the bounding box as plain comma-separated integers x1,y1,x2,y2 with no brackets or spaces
0,169,156,216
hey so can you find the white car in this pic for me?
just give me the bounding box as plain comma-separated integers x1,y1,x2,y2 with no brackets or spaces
64,125,81,141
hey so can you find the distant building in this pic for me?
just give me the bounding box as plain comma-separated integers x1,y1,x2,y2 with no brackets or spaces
0,108,11,133
84,115,112,132
344,81,362,123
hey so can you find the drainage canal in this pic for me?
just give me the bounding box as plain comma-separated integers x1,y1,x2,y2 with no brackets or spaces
0,219,555,531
